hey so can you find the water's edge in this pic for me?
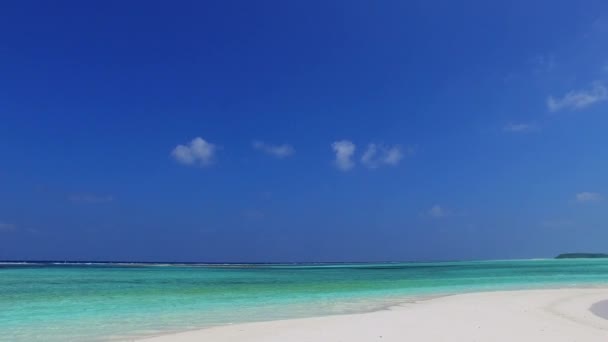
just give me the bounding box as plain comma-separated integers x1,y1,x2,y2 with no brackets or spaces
4,259,608,341
130,285,608,341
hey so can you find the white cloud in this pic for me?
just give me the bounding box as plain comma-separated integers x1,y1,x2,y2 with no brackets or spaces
252,141,294,158
548,82,608,112
504,123,536,133
361,144,379,168
575,192,603,203
384,146,404,165
361,144,403,169
69,194,114,204
0,223,16,232
331,140,356,171
171,137,216,166
428,205,449,218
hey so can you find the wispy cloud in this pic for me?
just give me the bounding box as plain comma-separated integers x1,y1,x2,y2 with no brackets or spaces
361,144,404,169
503,123,536,133
331,140,356,171
252,141,294,158
548,82,608,112
427,205,449,218
575,192,603,203
530,54,556,73
69,194,114,204
171,137,217,166
0,223,16,232
242,209,265,220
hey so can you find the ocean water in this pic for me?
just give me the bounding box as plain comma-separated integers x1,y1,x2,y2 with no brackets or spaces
2,259,608,341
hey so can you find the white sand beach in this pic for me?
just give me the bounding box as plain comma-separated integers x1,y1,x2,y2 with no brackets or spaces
137,288,608,342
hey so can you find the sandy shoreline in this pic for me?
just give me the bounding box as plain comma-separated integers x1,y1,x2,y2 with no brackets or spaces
134,288,608,342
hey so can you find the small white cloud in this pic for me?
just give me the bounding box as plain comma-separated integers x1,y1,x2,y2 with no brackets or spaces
504,123,536,133
69,194,113,204
384,146,403,165
575,192,603,203
361,144,403,169
331,140,356,171
171,137,216,166
252,141,294,158
428,205,449,218
548,82,608,112
0,223,16,232
361,144,379,168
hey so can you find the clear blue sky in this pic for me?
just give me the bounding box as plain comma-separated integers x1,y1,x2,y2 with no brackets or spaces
1,1,608,262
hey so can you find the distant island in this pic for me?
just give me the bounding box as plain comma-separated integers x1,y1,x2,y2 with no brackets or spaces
556,253,608,259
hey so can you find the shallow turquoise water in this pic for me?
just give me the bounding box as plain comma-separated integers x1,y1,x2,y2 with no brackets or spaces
2,259,608,341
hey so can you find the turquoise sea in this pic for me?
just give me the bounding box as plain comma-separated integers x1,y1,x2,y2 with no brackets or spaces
2,259,608,341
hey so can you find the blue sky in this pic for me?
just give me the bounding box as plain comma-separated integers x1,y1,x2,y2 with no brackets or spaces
1,1,608,262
